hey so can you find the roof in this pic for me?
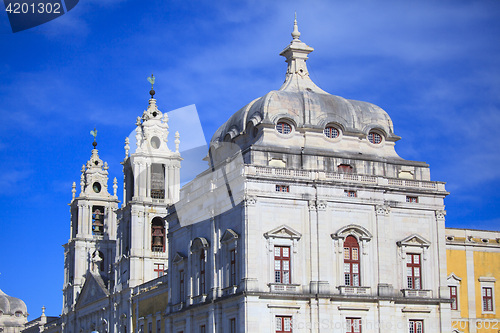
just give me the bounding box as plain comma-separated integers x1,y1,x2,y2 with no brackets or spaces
0,289,28,316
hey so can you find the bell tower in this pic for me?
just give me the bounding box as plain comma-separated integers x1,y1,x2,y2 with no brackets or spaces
62,133,119,314
115,76,182,290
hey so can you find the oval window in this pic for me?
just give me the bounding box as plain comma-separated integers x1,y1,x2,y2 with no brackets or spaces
368,132,382,144
150,136,161,149
276,122,292,135
324,126,340,139
92,182,101,193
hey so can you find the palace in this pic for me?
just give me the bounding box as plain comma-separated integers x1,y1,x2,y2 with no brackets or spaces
11,19,500,333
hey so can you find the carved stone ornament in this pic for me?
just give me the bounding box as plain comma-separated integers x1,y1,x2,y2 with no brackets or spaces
376,205,390,216
435,210,446,220
308,200,317,211
245,195,257,206
317,200,327,210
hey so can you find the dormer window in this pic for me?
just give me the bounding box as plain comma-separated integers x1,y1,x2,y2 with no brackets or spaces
368,131,382,144
324,126,340,139
276,122,292,135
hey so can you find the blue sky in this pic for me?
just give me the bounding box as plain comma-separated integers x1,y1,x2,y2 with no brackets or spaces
0,0,499,319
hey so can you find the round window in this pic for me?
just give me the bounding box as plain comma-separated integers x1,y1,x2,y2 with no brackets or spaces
368,132,382,144
324,126,340,139
92,182,101,193
150,136,161,149
276,122,292,135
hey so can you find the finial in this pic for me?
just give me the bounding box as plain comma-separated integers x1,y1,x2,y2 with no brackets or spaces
124,137,130,158
42,306,46,315
292,12,301,40
90,128,98,148
175,131,180,153
72,182,76,200
113,177,118,196
80,174,85,193
147,74,155,98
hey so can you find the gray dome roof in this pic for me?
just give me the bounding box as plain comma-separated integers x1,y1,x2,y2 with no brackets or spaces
211,20,398,145
0,289,28,315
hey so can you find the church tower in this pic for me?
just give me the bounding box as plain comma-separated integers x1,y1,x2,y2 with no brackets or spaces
115,79,181,290
62,135,119,314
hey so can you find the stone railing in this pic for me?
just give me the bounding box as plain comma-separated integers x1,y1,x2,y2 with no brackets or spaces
247,166,445,191
338,286,371,295
172,302,184,312
269,283,302,293
402,289,432,298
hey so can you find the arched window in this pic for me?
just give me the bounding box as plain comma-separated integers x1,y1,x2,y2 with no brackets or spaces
200,250,206,295
344,235,360,286
338,164,353,173
151,217,165,252
92,206,105,236
276,122,292,135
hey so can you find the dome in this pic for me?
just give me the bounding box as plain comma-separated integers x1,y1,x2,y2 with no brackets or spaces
211,19,399,147
0,289,28,316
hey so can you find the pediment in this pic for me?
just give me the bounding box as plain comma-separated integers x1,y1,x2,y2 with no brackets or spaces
397,234,431,247
172,252,187,264
264,225,301,240
75,272,109,309
447,273,462,283
190,237,209,252
221,229,239,243
332,224,372,241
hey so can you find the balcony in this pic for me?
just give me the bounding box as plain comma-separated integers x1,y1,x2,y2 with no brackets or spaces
172,302,184,312
192,294,207,304
222,285,238,296
338,286,371,295
402,289,432,298
269,283,301,293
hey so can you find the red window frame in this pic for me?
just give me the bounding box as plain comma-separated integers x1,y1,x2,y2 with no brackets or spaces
449,286,458,310
346,318,361,333
156,320,161,333
151,219,165,252
408,320,423,333
230,318,236,333
407,254,421,290
368,132,382,144
324,126,339,138
344,236,360,286
276,185,290,192
275,316,292,332
200,325,206,333
276,122,292,135
344,190,357,197
482,287,493,311
230,249,236,286
154,263,164,278
274,246,291,284
179,269,185,302
338,164,353,173
406,196,418,203
200,251,206,295
148,322,152,333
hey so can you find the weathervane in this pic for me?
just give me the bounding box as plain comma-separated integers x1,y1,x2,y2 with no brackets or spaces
147,73,155,98
90,128,98,148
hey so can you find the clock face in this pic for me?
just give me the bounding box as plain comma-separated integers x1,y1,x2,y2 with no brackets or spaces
150,136,161,149
93,182,101,193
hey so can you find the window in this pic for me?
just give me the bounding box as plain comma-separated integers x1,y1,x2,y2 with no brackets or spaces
274,246,291,284
407,254,421,289
408,320,423,333
449,286,458,310
324,126,340,139
230,318,236,333
179,269,185,302
368,132,382,144
406,196,418,203
151,217,165,252
230,249,236,286
338,164,353,173
344,236,360,286
151,163,165,199
157,320,161,333
276,316,292,332
344,190,357,197
200,251,206,295
148,322,152,333
92,206,105,235
346,318,361,333
276,185,289,192
483,287,493,312
200,325,206,333
276,122,292,135
154,263,164,278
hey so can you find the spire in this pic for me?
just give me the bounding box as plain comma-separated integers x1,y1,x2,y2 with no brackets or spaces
279,15,326,93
